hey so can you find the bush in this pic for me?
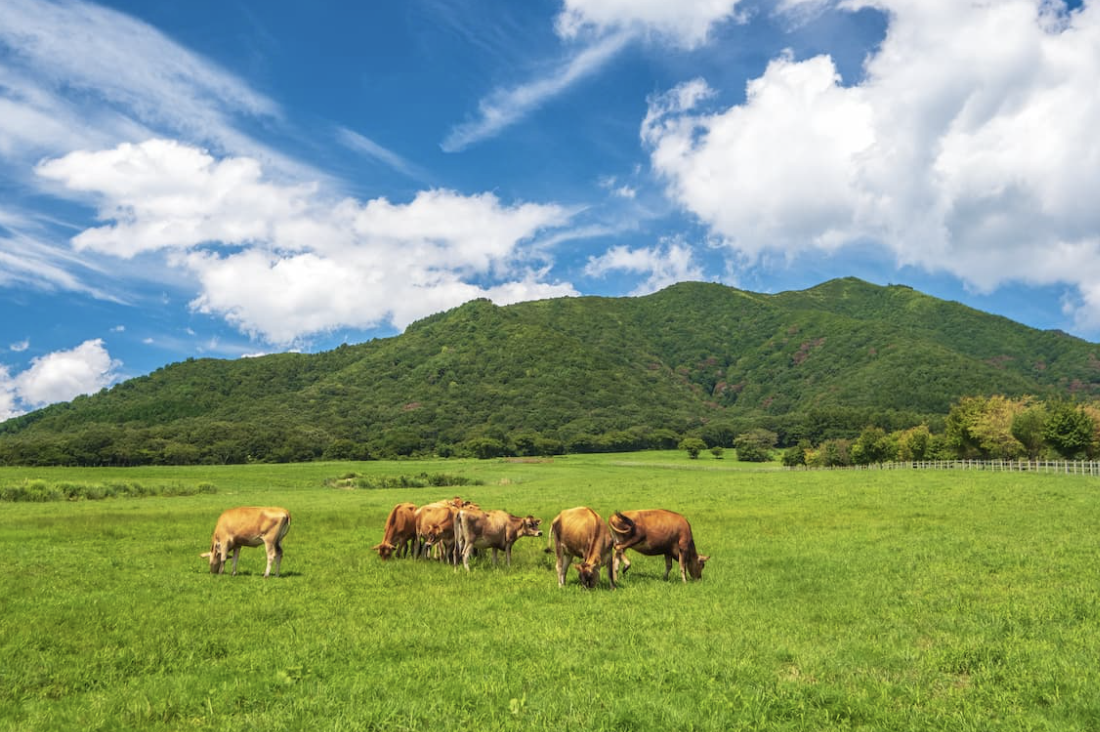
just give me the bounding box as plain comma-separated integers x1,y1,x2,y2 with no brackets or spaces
0,480,217,502
678,437,707,459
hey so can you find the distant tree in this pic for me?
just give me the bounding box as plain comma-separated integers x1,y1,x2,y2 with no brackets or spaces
895,424,932,462
1043,402,1094,459
1011,403,1049,460
733,429,777,462
700,422,736,448
781,444,806,467
808,439,851,467
851,426,896,465
462,437,509,460
679,437,707,459
1081,403,1100,459
944,396,986,458
710,446,725,459
944,395,1026,459
382,428,422,458
646,428,682,450
323,438,370,461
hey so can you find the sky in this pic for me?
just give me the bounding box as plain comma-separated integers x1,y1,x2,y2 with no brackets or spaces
1,0,1098,421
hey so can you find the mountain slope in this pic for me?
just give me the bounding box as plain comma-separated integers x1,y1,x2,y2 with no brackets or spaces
2,278,1098,465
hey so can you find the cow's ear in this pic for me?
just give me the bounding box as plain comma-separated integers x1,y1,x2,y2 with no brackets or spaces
699,555,710,564
200,552,211,559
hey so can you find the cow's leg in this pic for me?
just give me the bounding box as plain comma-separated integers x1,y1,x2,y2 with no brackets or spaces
273,538,284,577
263,540,276,578
229,546,242,576
555,548,568,587
614,549,631,578
462,543,473,572
663,555,675,581
491,547,500,566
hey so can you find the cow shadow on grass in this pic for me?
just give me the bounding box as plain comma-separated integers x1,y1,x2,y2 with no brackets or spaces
198,569,303,578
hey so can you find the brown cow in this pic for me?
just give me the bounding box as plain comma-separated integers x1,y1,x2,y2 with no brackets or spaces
455,509,542,571
550,506,615,589
608,509,709,582
415,499,463,563
373,502,417,560
200,506,291,577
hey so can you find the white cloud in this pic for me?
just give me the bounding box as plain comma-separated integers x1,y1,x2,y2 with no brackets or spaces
0,365,17,421
336,127,431,183
0,0,321,187
643,0,1100,324
443,30,632,152
444,0,750,151
9,340,29,353
3,339,119,415
35,139,317,258
556,0,747,48
585,237,705,294
38,140,577,345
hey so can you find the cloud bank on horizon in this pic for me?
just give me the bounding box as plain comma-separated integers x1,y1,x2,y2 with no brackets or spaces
1,0,1098,419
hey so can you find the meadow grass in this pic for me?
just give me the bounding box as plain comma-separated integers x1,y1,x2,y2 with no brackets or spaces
1,453,1098,731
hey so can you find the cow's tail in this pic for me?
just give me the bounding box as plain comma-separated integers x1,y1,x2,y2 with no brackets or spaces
608,511,634,536
455,509,471,563
544,517,561,554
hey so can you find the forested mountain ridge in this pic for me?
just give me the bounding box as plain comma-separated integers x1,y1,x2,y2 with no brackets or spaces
2,278,1098,465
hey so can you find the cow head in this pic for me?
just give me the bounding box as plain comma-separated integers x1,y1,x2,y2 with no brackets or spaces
574,561,600,589
688,554,710,580
520,516,543,538
201,539,224,574
373,541,396,561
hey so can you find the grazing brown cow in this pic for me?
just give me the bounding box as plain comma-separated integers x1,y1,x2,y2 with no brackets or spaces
455,509,542,571
200,506,291,577
608,509,709,582
415,500,460,564
550,506,615,589
373,502,417,560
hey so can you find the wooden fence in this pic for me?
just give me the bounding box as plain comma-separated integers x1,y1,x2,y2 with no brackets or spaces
789,460,1100,476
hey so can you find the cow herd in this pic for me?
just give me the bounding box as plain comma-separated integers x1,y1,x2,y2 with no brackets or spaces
199,498,708,589
374,497,709,589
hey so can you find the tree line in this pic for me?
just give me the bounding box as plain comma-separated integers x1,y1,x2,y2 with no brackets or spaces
777,395,1100,468
1,393,1092,468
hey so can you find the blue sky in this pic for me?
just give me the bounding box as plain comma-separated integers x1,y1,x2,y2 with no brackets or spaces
1,0,1098,420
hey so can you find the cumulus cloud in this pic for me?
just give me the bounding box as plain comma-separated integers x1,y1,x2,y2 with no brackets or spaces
38,140,577,345
643,0,1100,324
556,0,747,48
585,237,705,294
0,366,16,421
36,139,317,257
0,339,120,419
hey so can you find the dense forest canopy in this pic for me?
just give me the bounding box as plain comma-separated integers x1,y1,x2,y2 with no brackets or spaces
3,278,1099,466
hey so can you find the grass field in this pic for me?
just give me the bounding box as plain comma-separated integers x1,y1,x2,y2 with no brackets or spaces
2,453,1099,731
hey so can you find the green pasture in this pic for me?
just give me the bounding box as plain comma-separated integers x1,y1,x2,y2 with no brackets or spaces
1,453,1098,731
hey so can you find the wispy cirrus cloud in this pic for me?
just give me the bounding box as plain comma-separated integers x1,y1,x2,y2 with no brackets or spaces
442,30,632,152
0,0,333,201
336,127,433,183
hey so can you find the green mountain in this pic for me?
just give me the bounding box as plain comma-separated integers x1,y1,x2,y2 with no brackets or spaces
3,278,1098,465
